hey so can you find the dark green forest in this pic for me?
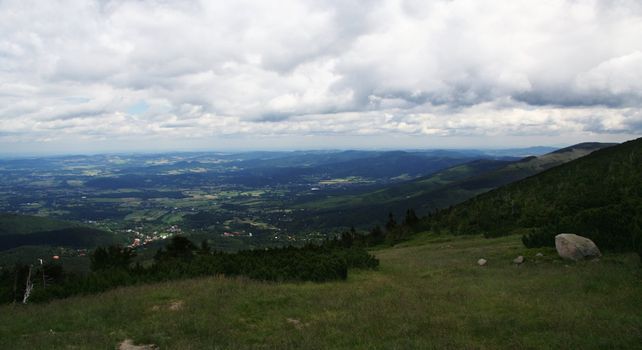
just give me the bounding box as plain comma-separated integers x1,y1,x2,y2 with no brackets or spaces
423,137,642,254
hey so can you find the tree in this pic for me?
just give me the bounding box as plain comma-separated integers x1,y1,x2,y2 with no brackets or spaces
404,209,419,227
341,227,355,248
369,225,384,245
155,236,197,262
11,264,31,303
90,245,136,271
198,239,212,255
22,265,33,304
385,212,397,231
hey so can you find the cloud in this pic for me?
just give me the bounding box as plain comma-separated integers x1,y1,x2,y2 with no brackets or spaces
0,0,641,152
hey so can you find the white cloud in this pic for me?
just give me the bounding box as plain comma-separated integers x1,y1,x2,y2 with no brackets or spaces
0,0,641,153
576,51,642,95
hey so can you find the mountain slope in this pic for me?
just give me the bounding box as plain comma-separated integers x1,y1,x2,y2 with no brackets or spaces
425,137,642,252
309,151,476,179
0,213,117,252
0,227,116,251
293,142,613,229
0,213,79,236
297,159,512,210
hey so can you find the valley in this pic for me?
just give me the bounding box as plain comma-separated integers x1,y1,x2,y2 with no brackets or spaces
0,149,526,262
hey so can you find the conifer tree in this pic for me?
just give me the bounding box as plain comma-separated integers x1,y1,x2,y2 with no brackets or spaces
404,209,419,227
385,212,397,231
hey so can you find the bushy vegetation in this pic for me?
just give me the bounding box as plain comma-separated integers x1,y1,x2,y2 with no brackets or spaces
90,245,136,271
0,262,64,304
0,235,378,304
423,138,642,255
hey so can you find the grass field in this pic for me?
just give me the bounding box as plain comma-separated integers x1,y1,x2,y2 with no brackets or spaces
1,234,640,349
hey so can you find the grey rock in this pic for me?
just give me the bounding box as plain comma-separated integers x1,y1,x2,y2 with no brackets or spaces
513,255,524,264
477,258,487,266
535,252,544,257
555,233,601,261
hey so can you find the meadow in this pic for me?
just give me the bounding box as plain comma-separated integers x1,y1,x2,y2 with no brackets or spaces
1,233,640,349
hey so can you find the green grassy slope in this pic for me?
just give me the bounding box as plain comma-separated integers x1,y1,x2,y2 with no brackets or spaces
426,138,642,251
0,234,639,349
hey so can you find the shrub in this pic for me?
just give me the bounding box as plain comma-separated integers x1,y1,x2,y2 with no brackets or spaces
2,238,379,304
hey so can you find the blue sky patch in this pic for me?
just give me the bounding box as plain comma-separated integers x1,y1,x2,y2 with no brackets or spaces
127,101,149,115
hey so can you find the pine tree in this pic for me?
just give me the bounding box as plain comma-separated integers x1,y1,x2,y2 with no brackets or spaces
199,239,212,255
385,212,397,231
369,225,384,245
156,236,197,262
90,245,135,271
342,227,355,248
404,209,419,227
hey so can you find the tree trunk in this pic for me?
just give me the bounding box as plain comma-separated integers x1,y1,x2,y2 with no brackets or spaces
22,265,33,304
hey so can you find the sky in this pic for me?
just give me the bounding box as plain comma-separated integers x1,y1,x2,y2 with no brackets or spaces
1,0,641,155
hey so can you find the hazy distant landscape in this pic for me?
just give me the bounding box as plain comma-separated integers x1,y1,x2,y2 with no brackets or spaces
0,143,605,266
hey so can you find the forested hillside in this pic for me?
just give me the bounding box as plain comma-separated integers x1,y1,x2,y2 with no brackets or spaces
0,214,117,252
294,142,612,229
0,214,79,236
425,138,642,253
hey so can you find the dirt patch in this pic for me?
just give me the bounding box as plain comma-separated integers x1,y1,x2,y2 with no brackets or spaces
149,300,184,312
168,300,184,311
286,318,309,330
117,339,158,350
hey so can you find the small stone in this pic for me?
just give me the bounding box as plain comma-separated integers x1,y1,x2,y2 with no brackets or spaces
513,255,524,264
477,258,487,266
535,252,543,257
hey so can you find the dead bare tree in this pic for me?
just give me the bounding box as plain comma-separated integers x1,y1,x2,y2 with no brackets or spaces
12,265,18,304
39,258,46,288
22,265,34,304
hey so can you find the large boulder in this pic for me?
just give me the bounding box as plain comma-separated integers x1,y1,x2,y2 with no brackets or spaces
555,233,601,261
